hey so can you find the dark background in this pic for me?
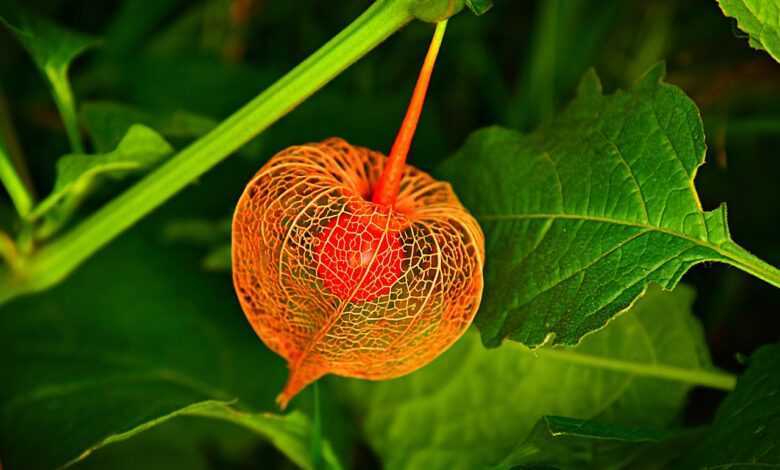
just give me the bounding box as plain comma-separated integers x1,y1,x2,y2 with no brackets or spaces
1,0,779,467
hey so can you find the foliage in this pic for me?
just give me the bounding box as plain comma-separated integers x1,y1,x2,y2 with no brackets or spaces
0,2,97,153
0,220,342,469
336,285,724,469
676,343,780,468
0,1,779,469
438,64,780,348
31,125,173,239
718,0,780,62
493,416,698,470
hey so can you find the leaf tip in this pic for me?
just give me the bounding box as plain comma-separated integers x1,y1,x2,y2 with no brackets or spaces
636,62,668,89
479,330,503,349
576,68,603,98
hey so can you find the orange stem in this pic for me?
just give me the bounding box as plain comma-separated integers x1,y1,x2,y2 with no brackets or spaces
372,20,448,206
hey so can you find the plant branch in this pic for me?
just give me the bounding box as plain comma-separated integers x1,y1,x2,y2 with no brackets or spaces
0,84,35,201
46,67,84,154
720,241,780,289
0,138,33,218
0,0,450,303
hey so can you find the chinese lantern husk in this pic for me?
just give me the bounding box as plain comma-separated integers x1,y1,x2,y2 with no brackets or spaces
232,138,484,408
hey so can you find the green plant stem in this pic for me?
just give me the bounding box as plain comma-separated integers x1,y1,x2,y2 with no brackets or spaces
46,67,84,153
0,84,36,204
505,0,558,129
0,230,21,271
311,382,323,470
726,116,780,136
0,0,418,303
528,345,737,391
720,241,780,289
0,138,33,218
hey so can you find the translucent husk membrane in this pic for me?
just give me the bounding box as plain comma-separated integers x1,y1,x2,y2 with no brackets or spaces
232,138,484,408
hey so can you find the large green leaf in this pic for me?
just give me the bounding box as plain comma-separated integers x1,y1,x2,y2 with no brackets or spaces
71,414,263,470
438,64,780,348
495,416,699,470
677,343,780,468
337,284,728,470
0,2,98,152
0,221,341,469
718,0,780,62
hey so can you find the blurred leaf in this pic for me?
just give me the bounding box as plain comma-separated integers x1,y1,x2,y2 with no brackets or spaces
162,217,231,246
0,219,343,469
506,0,621,130
465,0,493,16
162,217,231,272
71,414,258,470
337,285,718,469
495,416,699,470
202,243,231,272
718,0,780,62
677,343,780,468
31,125,173,237
192,405,343,470
100,0,181,58
0,2,98,152
71,411,339,470
438,64,780,348
82,101,217,153
0,4,96,74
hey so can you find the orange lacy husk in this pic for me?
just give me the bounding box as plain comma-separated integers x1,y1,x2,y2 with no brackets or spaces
232,138,484,408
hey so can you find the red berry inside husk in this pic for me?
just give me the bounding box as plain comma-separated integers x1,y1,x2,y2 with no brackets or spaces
315,211,404,303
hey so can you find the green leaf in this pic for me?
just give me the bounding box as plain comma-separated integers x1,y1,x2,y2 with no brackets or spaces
465,0,493,15
30,125,173,237
0,221,342,469
161,218,231,271
71,409,344,470
718,0,780,62
0,3,98,152
162,217,231,246
495,416,699,470
437,64,780,348
71,414,264,470
202,243,232,272
190,405,343,470
81,101,218,153
677,343,780,468
505,0,622,130
337,284,729,470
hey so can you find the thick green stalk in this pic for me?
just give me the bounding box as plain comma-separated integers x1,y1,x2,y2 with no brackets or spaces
0,0,440,303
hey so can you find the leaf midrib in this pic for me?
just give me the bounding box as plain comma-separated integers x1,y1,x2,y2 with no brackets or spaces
477,212,725,259
506,342,736,391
